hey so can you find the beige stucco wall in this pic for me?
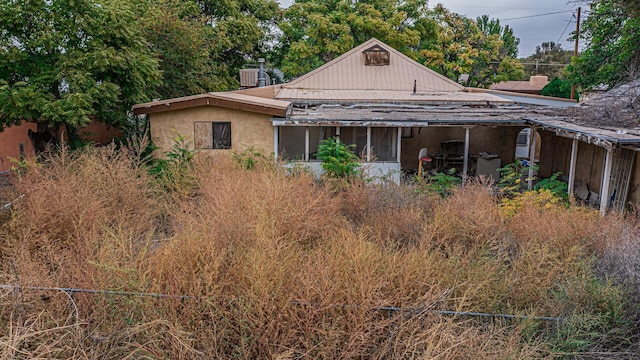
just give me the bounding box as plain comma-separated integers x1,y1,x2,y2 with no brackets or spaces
149,106,274,157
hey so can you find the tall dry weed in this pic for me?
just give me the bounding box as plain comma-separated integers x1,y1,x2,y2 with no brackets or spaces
1,146,638,358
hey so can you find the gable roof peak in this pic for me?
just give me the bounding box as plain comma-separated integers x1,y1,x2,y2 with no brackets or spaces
283,38,464,93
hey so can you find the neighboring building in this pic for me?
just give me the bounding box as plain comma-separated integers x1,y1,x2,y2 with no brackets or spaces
133,38,640,215
491,75,549,95
0,121,122,171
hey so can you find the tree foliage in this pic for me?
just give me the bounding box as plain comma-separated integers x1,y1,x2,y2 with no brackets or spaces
520,42,573,79
541,77,576,99
0,0,161,144
567,0,640,90
276,0,433,78
142,0,228,99
420,6,524,88
197,0,281,86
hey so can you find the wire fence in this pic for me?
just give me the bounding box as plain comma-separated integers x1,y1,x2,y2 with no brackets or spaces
1,284,564,323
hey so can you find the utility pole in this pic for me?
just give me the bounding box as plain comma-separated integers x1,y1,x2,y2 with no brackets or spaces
570,7,581,100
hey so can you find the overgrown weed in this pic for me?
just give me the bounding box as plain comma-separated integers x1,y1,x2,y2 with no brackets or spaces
0,145,638,358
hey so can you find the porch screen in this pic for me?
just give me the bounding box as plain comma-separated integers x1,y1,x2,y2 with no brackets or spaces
278,127,305,160
370,127,397,161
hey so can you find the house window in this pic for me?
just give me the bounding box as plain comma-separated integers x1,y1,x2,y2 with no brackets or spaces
194,121,231,149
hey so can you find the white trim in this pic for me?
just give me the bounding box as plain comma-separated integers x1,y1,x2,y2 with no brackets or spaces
528,127,538,190
568,139,578,196
600,148,614,216
463,127,470,181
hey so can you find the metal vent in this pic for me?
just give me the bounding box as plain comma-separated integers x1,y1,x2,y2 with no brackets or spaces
239,69,271,88
362,45,390,66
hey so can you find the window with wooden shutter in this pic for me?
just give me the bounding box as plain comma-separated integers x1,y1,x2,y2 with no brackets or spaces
194,121,231,149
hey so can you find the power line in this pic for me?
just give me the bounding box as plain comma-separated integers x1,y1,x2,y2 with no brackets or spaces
501,10,573,21
556,16,575,44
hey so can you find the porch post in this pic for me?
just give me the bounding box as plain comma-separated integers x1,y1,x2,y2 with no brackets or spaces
568,138,579,197
396,127,402,163
366,126,371,162
304,127,309,161
528,127,538,190
273,126,279,159
600,147,614,216
462,127,470,182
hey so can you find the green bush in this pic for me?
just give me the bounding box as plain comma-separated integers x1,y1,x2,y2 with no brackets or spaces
316,137,360,179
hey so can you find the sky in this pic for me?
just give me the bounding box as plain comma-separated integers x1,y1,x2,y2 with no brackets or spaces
276,0,585,58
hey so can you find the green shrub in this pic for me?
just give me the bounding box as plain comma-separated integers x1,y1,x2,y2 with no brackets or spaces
316,137,360,179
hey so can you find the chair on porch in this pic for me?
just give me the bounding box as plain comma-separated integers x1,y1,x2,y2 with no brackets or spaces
418,148,432,177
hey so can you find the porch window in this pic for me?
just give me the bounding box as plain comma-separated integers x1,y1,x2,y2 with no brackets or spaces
339,127,367,158
370,127,397,161
194,121,231,149
278,126,337,160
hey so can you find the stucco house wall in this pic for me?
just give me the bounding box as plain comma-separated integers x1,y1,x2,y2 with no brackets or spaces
149,105,275,157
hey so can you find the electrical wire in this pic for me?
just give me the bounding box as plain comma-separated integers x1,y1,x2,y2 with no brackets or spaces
501,10,573,21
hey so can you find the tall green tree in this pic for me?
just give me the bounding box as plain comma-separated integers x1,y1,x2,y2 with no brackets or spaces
521,42,573,79
420,5,524,88
0,0,161,150
567,0,640,90
143,0,231,98
197,0,281,87
276,0,432,78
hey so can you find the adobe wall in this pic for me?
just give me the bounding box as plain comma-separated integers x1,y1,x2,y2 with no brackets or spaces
0,122,37,171
401,125,523,171
149,106,274,157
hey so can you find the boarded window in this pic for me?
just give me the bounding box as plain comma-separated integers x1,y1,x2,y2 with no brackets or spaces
195,121,231,149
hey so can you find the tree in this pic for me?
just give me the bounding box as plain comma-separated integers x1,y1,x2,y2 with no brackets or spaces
541,78,576,99
520,42,573,79
197,0,281,87
276,0,432,78
143,0,231,99
420,5,524,88
0,0,161,151
567,0,640,90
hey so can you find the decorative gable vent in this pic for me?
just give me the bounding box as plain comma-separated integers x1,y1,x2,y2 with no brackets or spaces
362,45,390,66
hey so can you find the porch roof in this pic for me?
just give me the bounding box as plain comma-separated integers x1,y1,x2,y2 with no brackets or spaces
273,103,556,127
530,117,640,150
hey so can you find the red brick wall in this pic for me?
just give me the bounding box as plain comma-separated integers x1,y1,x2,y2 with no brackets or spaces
0,123,36,171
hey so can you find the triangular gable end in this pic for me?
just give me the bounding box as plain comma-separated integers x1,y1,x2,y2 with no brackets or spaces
284,38,464,92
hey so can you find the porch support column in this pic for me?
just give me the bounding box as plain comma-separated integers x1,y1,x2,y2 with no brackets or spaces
304,127,309,161
528,127,538,190
568,138,579,197
600,148,614,216
273,126,279,159
366,126,371,162
462,127,470,182
396,127,402,163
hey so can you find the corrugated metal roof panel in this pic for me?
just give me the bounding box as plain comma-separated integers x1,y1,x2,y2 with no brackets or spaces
276,89,511,104
283,38,464,92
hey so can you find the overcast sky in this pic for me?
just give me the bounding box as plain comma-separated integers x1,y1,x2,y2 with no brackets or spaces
276,0,585,58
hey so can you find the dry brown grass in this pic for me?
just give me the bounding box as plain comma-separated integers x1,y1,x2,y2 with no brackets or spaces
0,146,638,358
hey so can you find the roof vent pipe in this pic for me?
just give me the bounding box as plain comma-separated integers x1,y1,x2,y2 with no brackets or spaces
258,58,266,87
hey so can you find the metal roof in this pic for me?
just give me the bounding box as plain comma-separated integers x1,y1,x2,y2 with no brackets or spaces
280,38,464,93
276,89,512,104
133,92,291,116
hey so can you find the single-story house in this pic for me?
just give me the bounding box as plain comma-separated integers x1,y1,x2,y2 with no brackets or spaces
133,38,640,215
